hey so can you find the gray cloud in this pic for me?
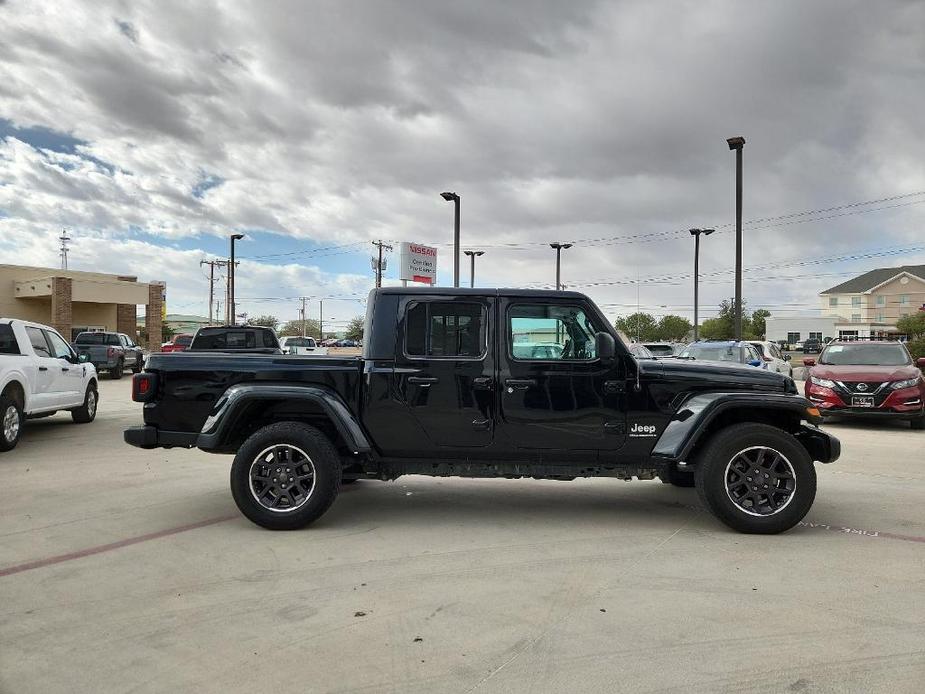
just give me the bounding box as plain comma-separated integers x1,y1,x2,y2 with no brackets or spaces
1,0,925,322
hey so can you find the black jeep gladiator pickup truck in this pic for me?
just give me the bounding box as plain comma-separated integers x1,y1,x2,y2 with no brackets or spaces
125,288,839,534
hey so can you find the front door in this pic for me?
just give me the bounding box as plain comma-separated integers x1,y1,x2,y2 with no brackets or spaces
24,326,58,410
498,299,626,453
45,329,84,407
393,296,495,452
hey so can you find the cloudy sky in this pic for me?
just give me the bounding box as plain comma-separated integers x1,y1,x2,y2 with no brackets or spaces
1,0,924,328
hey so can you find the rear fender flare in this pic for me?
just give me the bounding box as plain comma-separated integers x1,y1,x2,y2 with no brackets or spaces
651,392,816,462
197,384,371,454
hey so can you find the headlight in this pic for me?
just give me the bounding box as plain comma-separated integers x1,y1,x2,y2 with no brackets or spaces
891,377,922,390
811,376,836,389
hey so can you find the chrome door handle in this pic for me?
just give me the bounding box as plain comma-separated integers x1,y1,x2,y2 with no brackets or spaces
38,366,48,371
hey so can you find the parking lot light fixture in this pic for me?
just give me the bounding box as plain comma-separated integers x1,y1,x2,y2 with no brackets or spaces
726,136,745,340
689,228,715,341
229,233,245,324
463,250,484,288
549,243,573,291
441,192,461,287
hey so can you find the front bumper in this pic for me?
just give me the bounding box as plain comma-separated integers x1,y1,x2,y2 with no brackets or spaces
794,424,840,464
819,408,924,422
124,425,198,449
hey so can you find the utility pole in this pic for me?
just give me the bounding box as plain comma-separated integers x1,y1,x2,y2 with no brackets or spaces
59,230,71,270
727,136,745,340
549,243,573,291
371,240,393,288
319,299,324,341
689,229,715,341
299,297,308,337
200,259,217,324
229,234,244,325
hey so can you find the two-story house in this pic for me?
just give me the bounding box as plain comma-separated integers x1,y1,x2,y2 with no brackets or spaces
820,264,925,339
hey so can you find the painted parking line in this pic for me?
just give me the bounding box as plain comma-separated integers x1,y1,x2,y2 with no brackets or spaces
797,521,925,544
0,515,237,579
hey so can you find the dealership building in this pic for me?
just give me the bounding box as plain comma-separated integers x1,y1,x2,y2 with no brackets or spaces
0,264,164,350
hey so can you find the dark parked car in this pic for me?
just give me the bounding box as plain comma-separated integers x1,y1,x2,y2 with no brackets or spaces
802,338,823,354
804,341,925,429
188,326,282,354
73,331,143,379
126,288,838,535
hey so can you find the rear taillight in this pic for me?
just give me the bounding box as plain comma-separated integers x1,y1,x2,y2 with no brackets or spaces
107,346,116,358
132,373,157,402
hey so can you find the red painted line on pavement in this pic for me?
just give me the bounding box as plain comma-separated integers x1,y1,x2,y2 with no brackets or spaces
0,515,237,578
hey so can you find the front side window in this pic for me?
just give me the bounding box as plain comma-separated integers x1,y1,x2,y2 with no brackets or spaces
26,326,51,357
45,330,73,359
509,304,599,361
406,301,486,358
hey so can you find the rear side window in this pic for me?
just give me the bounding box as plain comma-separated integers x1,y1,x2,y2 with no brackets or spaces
0,325,20,355
25,326,51,357
406,301,486,358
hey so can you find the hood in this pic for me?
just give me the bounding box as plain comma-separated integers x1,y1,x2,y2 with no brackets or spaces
641,357,790,391
809,363,919,382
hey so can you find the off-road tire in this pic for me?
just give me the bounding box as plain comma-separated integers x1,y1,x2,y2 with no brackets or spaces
132,358,144,374
694,423,816,534
110,360,124,380
230,422,341,530
71,384,98,424
0,395,24,452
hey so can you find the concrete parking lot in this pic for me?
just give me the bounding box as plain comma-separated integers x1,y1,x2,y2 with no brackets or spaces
1,379,924,693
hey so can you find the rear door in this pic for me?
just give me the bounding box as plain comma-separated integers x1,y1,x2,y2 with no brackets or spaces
498,298,627,453
24,326,58,410
393,296,495,450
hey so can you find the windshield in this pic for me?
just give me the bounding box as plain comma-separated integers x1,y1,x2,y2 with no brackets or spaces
75,332,120,345
680,344,742,362
644,344,675,356
176,335,192,346
819,343,910,366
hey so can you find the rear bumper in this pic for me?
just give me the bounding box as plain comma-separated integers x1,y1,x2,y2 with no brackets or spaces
124,425,198,449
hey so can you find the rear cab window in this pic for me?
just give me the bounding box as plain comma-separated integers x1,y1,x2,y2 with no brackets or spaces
405,301,486,359
0,324,20,355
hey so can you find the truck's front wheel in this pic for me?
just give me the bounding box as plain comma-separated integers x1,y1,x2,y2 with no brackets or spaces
694,423,816,534
230,422,341,530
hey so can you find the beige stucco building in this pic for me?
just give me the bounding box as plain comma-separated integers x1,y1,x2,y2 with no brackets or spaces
0,264,165,351
819,265,925,339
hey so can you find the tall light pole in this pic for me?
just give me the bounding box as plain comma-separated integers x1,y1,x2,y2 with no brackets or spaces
689,228,715,341
441,192,460,287
727,136,745,340
463,250,484,288
229,233,244,324
549,242,573,291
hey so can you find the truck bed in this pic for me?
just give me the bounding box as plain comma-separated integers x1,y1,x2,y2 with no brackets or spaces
142,352,364,435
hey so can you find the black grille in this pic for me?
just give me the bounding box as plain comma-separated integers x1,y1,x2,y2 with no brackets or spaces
835,381,889,406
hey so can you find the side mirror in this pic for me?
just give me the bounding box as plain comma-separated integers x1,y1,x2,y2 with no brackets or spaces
77,353,89,363
595,332,616,361
803,358,816,367
916,357,925,369
748,359,762,367
783,354,791,361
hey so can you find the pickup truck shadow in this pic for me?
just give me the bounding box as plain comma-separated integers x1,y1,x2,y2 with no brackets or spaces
820,418,915,432
320,479,706,531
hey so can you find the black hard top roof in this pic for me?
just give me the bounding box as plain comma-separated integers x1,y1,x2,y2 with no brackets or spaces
197,325,275,331
372,287,587,299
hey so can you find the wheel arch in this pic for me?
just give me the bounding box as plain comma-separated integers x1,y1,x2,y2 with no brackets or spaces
1,377,27,410
197,384,372,456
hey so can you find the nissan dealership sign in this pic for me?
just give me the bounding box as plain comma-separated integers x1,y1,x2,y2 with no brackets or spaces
398,242,437,284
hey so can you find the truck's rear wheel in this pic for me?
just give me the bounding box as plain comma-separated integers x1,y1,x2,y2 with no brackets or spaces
110,360,124,380
694,423,816,534
230,422,341,530
0,396,24,452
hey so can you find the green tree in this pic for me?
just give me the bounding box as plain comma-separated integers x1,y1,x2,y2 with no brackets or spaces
750,309,771,339
345,316,364,341
279,319,320,338
614,313,659,342
656,315,692,341
897,312,925,340
247,314,280,330
699,317,730,340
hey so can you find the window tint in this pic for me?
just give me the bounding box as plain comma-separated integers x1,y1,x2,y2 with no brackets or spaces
46,330,73,359
176,335,193,346
0,325,20,355
750,342,766,357
26,326,51,357
820,343,911,366
509,304,599,361
75,332,120,345
194,330,257,349
681,343,743,362
406,302,485,358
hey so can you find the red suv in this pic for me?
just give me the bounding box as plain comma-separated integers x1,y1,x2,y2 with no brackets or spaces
804,341,925,429
160,334,193,353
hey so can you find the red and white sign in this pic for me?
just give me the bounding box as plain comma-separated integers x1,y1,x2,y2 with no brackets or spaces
398,242,437,284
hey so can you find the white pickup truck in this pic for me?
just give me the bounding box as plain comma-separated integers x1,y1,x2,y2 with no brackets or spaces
278,336,329,356
0,318,99,452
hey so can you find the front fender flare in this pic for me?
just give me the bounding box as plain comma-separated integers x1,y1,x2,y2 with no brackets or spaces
196,383,371,454
651,392,817,462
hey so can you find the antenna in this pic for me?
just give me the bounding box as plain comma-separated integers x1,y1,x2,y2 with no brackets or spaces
59,230,72,270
